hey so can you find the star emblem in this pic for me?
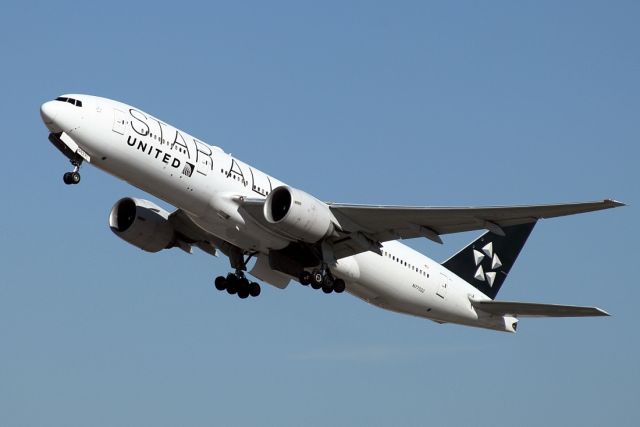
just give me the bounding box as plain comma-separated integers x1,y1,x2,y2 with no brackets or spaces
472,242,502,287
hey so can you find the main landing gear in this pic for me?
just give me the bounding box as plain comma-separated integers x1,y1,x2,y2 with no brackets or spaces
214,271,261,299
213,250,261,299
299,268,346,294
63,159,82,185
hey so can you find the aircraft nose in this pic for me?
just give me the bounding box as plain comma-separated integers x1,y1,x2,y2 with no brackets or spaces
40,101,62,132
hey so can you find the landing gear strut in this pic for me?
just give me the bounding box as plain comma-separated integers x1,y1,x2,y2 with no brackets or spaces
63,159,82,185
299,267,345,295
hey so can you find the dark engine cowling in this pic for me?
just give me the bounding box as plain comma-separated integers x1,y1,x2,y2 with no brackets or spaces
263,186,335,243
108,197,175,252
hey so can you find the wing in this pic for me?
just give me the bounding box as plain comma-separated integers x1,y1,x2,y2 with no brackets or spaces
326,199,623,258
238,198,623,259
472,300,609,317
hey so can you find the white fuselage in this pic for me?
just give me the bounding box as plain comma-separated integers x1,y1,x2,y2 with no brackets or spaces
42,94,512,332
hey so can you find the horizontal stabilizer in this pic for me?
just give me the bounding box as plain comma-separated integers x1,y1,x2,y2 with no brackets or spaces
472,300,609,317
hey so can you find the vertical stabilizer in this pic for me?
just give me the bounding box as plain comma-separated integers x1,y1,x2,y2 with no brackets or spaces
442,222,536,299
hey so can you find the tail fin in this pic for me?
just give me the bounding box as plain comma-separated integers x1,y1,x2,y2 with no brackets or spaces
442,222,536,299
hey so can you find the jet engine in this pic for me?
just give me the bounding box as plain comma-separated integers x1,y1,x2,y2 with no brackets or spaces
108,197,175,252
263,186,336,243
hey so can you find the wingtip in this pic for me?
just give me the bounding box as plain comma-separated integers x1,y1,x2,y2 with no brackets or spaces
595,307,611,316
604,199,626,208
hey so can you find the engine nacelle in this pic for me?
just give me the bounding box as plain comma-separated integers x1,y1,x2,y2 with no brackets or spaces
264,186,335,243
108,197,175,252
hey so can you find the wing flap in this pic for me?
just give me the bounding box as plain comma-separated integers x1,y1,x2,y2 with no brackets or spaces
472,300,610,317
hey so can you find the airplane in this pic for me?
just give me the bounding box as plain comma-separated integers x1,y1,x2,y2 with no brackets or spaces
40,94,624,333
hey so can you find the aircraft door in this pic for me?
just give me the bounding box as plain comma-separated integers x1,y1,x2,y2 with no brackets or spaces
112,109,126,135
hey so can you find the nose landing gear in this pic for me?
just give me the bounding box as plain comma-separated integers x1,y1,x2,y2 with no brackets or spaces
63,159,82,185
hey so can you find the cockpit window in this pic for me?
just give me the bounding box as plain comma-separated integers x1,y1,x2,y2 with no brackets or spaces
55,97,82,107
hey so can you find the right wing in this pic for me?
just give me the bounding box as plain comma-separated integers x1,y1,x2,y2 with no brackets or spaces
471,300,610,317
238,197,624,259
326,199,624,259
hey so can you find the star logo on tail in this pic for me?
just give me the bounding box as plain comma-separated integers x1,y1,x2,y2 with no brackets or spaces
472,242,502,287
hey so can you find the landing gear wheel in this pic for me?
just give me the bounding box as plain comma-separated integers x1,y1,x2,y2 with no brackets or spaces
311,270,323,289
249,282,261,297
217,270,263,299
237,278,250,297
226,273,238,294
214,276,227,291
323,275,334,287
299,271,312,286
333,279,346,294
322,284,333,294
63,171,81,185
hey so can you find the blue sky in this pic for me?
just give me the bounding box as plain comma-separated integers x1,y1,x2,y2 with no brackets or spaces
1,1,638,426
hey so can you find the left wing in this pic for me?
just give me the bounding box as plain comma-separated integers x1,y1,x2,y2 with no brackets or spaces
471,300,609,317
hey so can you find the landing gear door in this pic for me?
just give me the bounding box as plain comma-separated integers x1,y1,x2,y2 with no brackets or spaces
436,272,449,299
112,109,126,135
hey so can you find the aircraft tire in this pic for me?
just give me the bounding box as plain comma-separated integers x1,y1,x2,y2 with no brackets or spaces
299,271,311,286
311,271,323,288
249,282,261,297
214,276,227,291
